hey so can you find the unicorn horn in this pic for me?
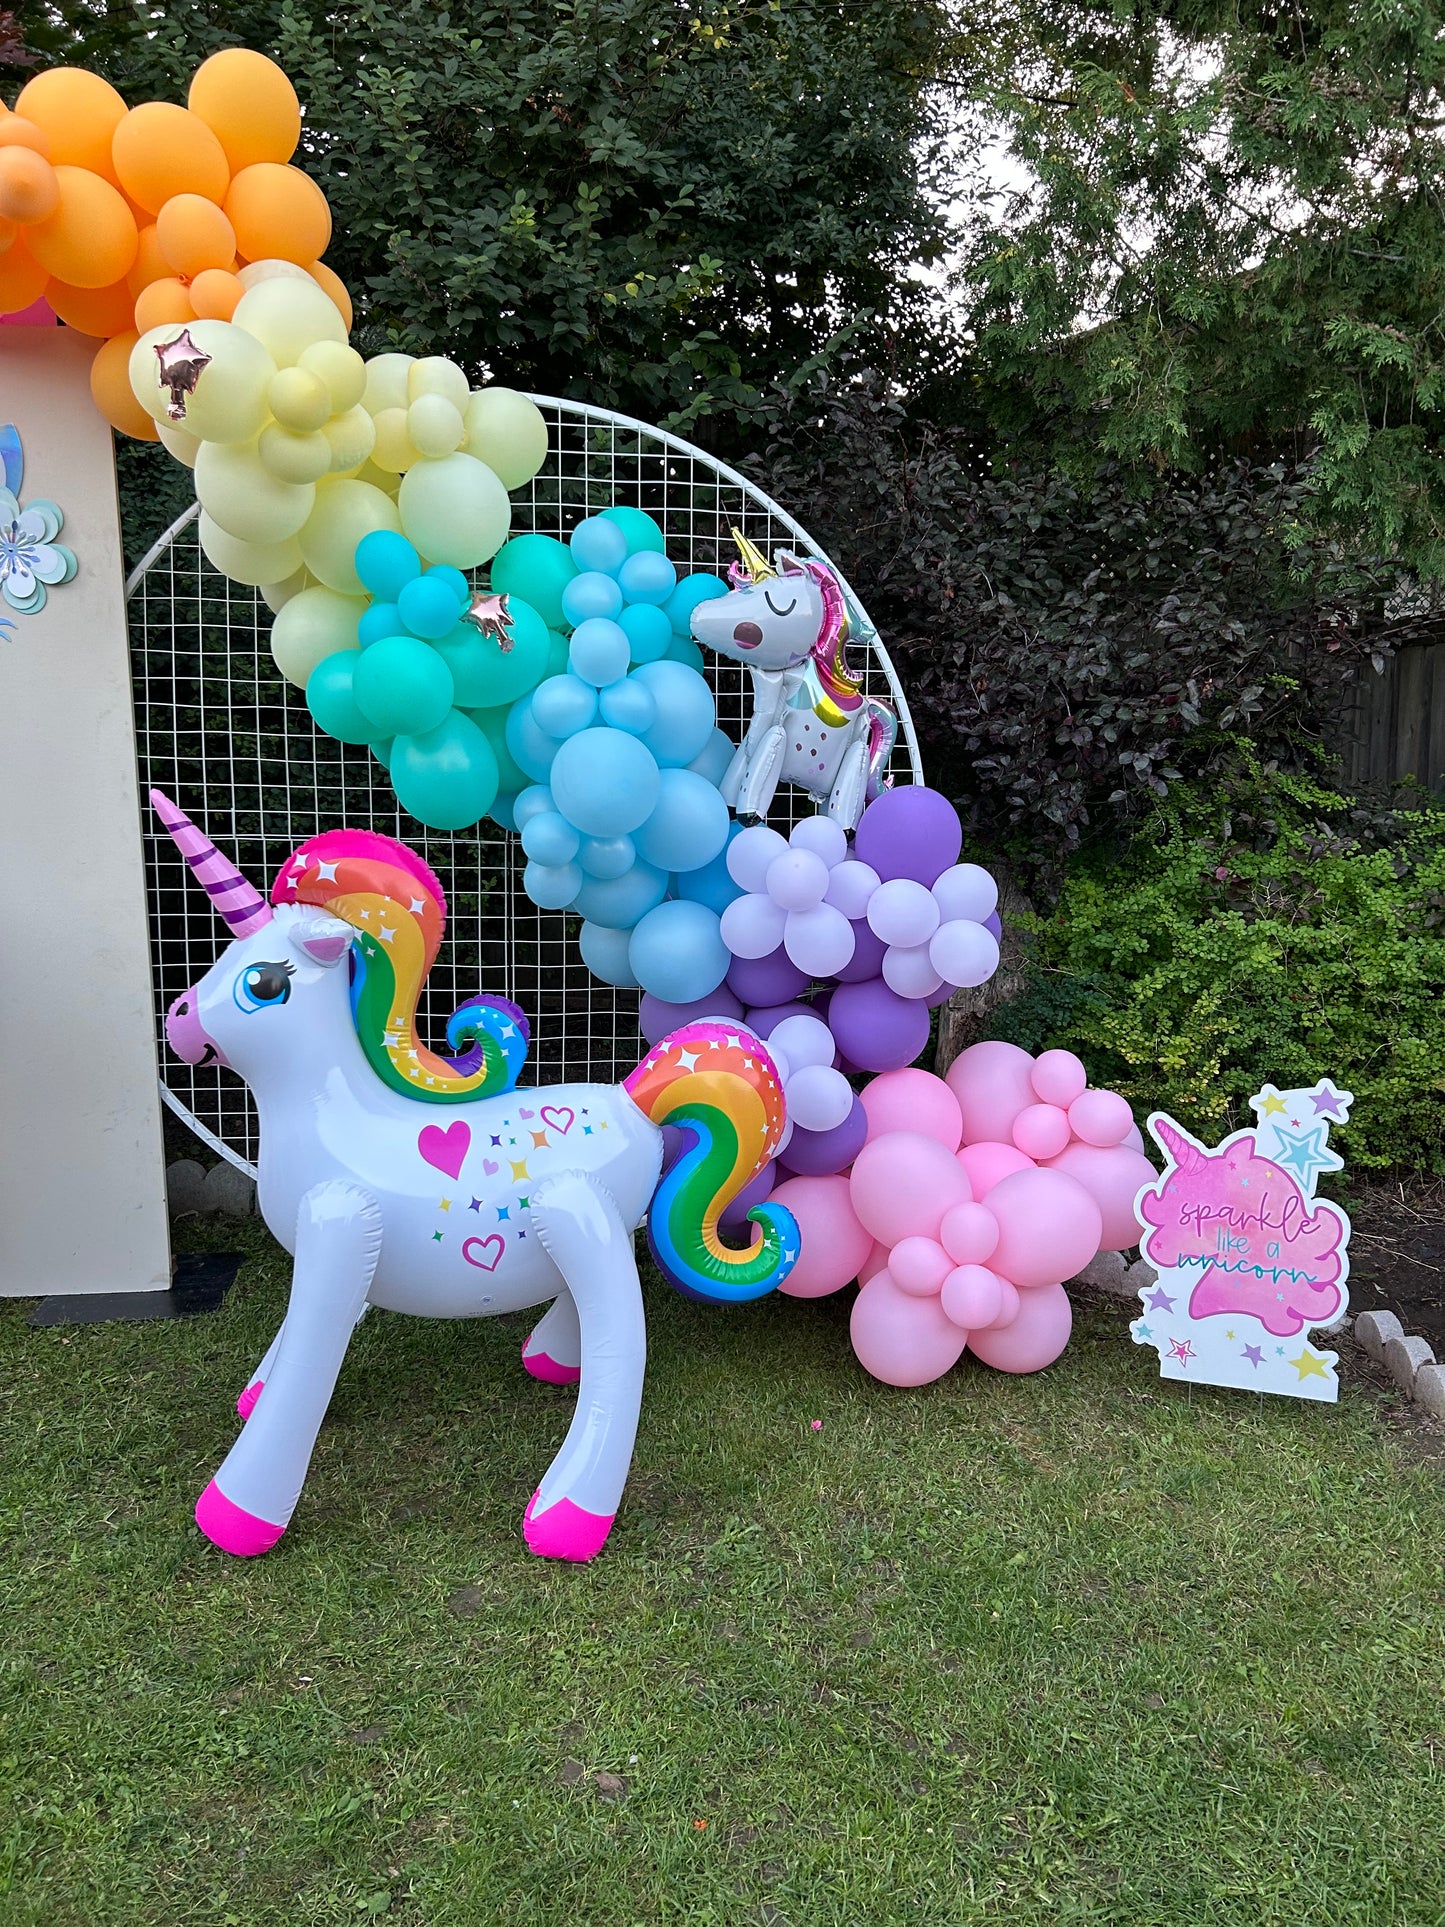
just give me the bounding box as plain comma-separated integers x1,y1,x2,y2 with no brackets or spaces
150,790,273,937
1153,1117,1210,1174
730,527,775,584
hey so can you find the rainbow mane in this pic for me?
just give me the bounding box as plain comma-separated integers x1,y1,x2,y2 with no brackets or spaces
272,829,528,1105
804,561,863,725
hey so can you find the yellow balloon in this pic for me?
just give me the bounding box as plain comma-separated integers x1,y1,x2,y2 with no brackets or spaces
355,459,401,495
298,478,403,594
199,510,302,587
268,365,330,431
195,437,315,543
236,257,313,291
406,393,464,458
322,404,376,472
369,406,417,474
398,451,511,568
362,351,412,414
128,318,274,441
259,421,333,484
462,387,549,490
299,338,365,411
157,420,201,467
270,584,365,687
407,354,470,412
232,274,346,367
259,566,316,614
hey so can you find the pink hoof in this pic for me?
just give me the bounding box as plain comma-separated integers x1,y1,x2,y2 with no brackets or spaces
195,1479,286,1558
521,1346,581,1386
523,1490,615,1562
236,1380,264,1421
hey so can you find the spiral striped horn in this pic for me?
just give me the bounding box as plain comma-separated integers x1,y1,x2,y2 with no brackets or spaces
150,790,273,937
1154,1118,1209,1175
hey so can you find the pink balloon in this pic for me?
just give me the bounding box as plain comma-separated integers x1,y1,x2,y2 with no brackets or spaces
890,1235,952,1297
772,1173,874,1297
939,1200,999,1265
986,1167,1103,1290
1011,1102,1072,1160
859,1068,963,1151
858,1239,891,1285
966,1282,1072,1373
849,1131,972,1247
940,1262,1004,1329
990,1279,1021,1329
1045,1141,1157,1250
946,1040,1037,1145
1030,1048,1087,1107
1125,1122,1146,1152
1068,1087,1134,1147
850,1271,969,1386
956,1139,1035,1197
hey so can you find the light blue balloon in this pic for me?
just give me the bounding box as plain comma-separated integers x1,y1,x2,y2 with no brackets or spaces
532,672,599,739
306,651,374,744
619,601,672,664
618,550,676,606
664,570,728,637
628,899,730,1003
549,726,660,837
578,834,636,879
688,726,735,787
598,676,657,736
355,529,421,601
513,783,556,828
390,712,500,830
521,810,581,866
569,514,629,577
569,617,631,688
674,824,745,915
664,635,706,674
601,506,666,555
631,659,716,768
524,859,583,911
579,919,640,988
632,767,731,874
573,860,668,930
504,696,560,782
358,601,401,646
561,570,625,627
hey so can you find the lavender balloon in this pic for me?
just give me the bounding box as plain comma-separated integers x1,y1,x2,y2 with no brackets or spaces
639,986,744,1047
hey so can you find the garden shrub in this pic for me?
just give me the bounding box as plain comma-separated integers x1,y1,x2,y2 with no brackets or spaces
987,764,1445,1171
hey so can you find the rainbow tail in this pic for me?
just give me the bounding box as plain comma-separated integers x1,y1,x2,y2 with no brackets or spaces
624,1022,800,1304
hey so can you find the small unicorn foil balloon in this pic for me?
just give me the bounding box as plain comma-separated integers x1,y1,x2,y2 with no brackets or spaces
152,792,798,1563
690,531,898,829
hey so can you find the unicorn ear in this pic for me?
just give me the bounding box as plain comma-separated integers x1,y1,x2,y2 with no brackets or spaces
775,549,810,576
292,915,353,967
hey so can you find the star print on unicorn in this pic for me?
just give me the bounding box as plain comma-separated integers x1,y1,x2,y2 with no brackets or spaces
689,530,898,829
152,791,798,1564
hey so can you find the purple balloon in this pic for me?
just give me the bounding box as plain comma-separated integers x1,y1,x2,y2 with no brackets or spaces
727,945,811,1005
924,978,955,1009
828,977,931,1072
836,919,888,983
984,910,1003,940
744,1000,818,1038
777,1093,868,1177
639,985,744,1046
854,785,963,887
720,1157,777,1231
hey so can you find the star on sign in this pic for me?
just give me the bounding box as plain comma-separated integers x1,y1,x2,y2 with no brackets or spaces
1272,1121,1344,1188
1145,1287,1176,1313
379,926,396,943
1167,1337,1196,1366
315,860,339,882
1289,1349,1329,1381
1311,1080,1349,1119
463,591,515,649
1256,1090,1287,1117
1242,1344,1264,1367
678,1049,700,1071
409,897,426,913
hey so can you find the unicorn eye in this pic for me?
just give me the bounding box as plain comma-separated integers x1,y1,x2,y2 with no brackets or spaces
764,590,798,617
234,961,294,1012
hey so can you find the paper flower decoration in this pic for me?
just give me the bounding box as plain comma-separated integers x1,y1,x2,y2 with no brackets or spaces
0,424,77,623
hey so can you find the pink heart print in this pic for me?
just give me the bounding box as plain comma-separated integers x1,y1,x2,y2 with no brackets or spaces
540,1105,574,1135
462,1235,505,1272
418,1121,470,1181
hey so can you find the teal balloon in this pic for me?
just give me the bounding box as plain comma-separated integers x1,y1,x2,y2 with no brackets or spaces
504,697,560,781
628,899,729,1002
353,635,455,737
490,533,578,630
306,650,374,744
532,672,599,739
572,860,668,930
465,705,528,796
431,628,494,706
491,791,519,830
580,920,639,988
665,570,728,637
359,601,401,645
524,859,583,910
370,737,394,771
390,711,500,830
632,659,716,768
549,726,660,836
456,595,550,708
356,529,421,601
601,506,666,555
664,635,706,673
619,601,672,664
633,768,730,874
545,628,571,678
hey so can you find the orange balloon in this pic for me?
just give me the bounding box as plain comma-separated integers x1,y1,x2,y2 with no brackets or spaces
112,102,229,215
188,265,244,320
189,49,301,172
90,329,159,440
15,68,126,180
126,223,169,296
224,162,331,266
46,274,136,338
26,166,138,288
134,275,195,333
0,239,47,315
0,214,16,255
156,192,237,276
0,115,49,156
307,258,352,330
0,146,59,224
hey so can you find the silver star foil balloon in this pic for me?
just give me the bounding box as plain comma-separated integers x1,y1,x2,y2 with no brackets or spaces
463,591,515,652
153,329,213,423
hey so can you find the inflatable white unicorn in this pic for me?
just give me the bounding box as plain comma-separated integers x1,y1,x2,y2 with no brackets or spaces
152,792,797,1562
690,532,897,828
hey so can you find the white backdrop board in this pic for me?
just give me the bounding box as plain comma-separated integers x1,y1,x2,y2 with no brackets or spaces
0,326,171,1296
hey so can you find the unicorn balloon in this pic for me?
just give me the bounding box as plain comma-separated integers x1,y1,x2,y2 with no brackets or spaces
152,792,798,1563
690,532,897,828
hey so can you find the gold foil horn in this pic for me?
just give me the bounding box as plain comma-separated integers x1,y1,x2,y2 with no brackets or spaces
730,527,775,584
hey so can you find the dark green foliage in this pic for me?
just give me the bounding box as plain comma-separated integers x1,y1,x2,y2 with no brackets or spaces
989,765,1445,1170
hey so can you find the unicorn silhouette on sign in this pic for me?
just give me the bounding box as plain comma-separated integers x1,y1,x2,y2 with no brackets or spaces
690,532,897,829
152,792,798,1564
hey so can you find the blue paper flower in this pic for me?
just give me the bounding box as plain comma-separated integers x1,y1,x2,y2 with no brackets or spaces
0,424,78,626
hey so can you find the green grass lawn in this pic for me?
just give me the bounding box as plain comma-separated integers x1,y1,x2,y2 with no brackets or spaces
2,1218,1442,1927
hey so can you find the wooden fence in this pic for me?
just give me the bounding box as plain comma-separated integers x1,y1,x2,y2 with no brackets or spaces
1337,640,1445,795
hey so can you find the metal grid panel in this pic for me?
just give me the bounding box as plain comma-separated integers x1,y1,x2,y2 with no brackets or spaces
128,397,921,1175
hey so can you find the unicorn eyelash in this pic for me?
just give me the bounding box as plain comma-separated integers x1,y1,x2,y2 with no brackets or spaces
765,591,797,617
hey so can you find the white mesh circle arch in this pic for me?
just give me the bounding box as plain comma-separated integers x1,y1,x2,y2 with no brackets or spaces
128,397,922,1176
